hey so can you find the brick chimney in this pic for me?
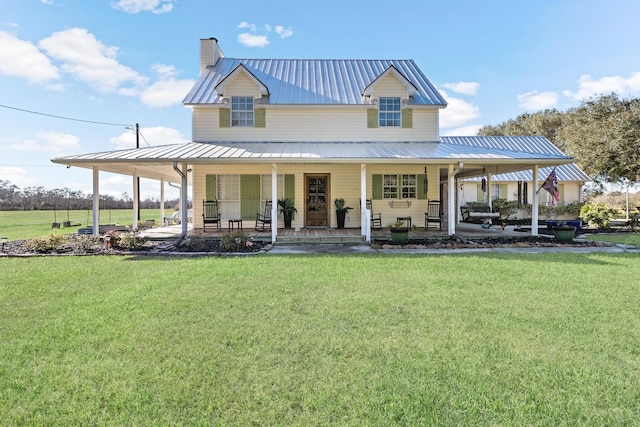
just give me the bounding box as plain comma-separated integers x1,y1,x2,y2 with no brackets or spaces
200,37,224,74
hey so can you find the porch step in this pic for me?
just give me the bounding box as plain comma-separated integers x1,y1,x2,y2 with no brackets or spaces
274,235,366,246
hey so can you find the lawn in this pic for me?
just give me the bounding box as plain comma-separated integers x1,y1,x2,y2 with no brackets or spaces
0,209,164,240
586,232,640,246
1,253,640,425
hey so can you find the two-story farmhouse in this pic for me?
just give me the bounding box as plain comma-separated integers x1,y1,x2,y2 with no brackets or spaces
53,38,582,241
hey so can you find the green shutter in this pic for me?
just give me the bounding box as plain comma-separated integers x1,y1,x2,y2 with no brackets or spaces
372,174,383,199
219,108,230,128
367,109,378,128
500,184,508,199
417,174,428,199
254,108,265,128
284,174,295,219
205,175,217,200
476,184,484,202
401,109,413,128
240,175,261,220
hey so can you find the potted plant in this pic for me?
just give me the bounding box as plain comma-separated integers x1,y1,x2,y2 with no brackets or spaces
277,198,297,229
551,221,576,242
334,198,352,229
389,220,410,245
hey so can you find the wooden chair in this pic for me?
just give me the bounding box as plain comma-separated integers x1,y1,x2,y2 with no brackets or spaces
424,200,442,229
202,200,221,231
366,199,383,229
255,200,272,231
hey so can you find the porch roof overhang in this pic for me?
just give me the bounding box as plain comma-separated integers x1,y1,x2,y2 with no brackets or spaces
51,140,573,182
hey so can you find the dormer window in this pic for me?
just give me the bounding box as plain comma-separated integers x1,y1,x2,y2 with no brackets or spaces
231,96,254,127
379,97,401,127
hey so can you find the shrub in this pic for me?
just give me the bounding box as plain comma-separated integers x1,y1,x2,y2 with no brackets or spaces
580,202,617,228
116,232,145,250
557,201,585,218
220,230,249,252
23,234,70,253
491,198,518,220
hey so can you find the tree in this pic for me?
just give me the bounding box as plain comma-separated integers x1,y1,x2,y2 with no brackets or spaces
478,109,564,148
558,93,640,181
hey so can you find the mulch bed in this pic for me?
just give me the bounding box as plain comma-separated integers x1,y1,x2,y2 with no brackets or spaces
372,235,607,250
0,234,268,256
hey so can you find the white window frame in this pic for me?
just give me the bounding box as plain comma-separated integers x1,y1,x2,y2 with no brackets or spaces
231,96,254,127
383,174,417,199
379,97,401,127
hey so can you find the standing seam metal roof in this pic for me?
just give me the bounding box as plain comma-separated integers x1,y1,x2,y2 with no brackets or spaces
183,58,447,106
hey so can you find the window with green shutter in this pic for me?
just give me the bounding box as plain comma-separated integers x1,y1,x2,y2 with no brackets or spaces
205,175,217,200
367,109,378,128
219,108,230,128
401,108,413,128
254,108,265,128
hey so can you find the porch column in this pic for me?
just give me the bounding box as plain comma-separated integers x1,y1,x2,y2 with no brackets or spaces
160,179,165,226
132,172,139,230
92,167,100,237
487,173,493,211
531,165,539,236
448,164,456,235
180,163,188,237
360,164,370,243
271,163,278,243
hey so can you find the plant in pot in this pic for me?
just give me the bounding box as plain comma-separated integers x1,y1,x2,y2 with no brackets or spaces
551,220,576,242
334,198,352,229
277,198,297,229
389,220,410,245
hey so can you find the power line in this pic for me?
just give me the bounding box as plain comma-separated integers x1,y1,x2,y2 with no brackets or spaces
0,103,133,127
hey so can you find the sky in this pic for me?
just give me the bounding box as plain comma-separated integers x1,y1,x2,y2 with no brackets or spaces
2,0,640,200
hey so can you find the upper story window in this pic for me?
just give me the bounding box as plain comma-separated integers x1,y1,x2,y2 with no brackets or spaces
379,97,401,127
231,96,254,127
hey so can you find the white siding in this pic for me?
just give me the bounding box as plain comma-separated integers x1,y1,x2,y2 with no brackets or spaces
192,107,438,142
224,73,263,98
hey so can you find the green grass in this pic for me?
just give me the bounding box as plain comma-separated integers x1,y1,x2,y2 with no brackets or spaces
2,253,640,425
0,209,164,240
586,232,640,246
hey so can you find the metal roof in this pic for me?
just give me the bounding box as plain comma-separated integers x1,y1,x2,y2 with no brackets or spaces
441,136,565,157
52,138,574,183
461,163,591,183
183,58,448,106
53,139,570,163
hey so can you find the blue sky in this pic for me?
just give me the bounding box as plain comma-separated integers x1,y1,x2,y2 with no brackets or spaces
2,0,640,199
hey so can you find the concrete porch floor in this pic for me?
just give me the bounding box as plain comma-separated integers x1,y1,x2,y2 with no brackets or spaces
139,220,534,242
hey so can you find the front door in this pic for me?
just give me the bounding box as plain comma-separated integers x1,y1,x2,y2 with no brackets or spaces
305,174,330,227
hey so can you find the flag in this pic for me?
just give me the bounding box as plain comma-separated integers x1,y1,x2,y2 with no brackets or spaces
539,167,560,207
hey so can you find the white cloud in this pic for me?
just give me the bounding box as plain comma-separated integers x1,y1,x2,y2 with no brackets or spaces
563,72,640,101
237,22,293,47
38,27,147,93
517,90,559,110
0,167,34,187
113,0,175,14
238,33,270,48
275,26,293,39
438,90,481,129
237,21,257,32
441,125,482,136
441,81,479,96
10,131,81,153
110,126,187,150
0,31,60,85
139,64,195,107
